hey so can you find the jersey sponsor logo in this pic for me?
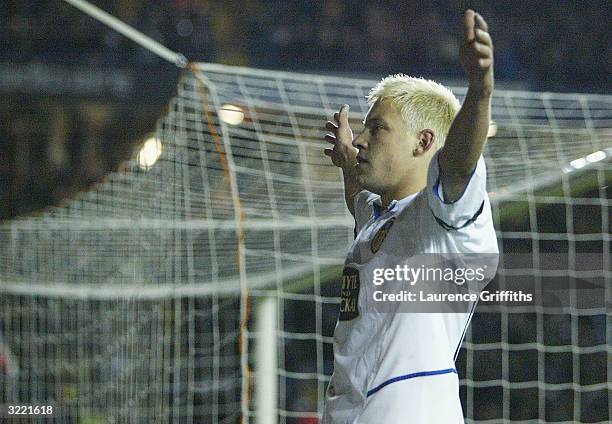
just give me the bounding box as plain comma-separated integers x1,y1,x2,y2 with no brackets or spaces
339,266,360,321
370,217,396,254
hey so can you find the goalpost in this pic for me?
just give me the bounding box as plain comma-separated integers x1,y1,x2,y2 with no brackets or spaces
0,62,610,423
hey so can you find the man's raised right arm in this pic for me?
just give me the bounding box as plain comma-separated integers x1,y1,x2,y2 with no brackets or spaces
324,104,362,217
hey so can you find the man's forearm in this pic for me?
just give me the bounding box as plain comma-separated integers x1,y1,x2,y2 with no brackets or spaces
343,166,362,217
438,9,494,203
440,86,492,176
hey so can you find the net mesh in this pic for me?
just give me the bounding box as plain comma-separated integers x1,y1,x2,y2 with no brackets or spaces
0,63,610,423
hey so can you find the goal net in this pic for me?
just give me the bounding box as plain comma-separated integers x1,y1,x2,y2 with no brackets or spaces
0,63,610,423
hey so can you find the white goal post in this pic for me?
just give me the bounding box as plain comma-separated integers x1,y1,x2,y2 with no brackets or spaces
0,62,610,423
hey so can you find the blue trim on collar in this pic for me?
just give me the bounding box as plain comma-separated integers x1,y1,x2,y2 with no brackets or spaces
373,199,398,220
373,202,381,219
366,368,458,397
433,176,442,199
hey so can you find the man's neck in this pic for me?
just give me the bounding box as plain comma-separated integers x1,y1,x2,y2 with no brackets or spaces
380,176,427,210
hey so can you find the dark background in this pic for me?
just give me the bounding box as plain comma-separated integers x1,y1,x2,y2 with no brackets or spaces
1,0,610,219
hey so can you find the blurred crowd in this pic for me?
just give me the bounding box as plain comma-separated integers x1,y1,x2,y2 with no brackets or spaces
2,0,610,92
1,0,611,217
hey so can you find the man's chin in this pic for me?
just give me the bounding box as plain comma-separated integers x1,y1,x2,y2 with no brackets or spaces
356,172,367,186
357,175,381,195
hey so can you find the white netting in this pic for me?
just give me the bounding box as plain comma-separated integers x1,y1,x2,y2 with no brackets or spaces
0,63,610,423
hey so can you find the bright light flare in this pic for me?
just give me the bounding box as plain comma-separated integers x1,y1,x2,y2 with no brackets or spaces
565,150,607,173
487,121,498,138
138,137,163,170
569,158,587,169
585,150,606,163
219,104,245,125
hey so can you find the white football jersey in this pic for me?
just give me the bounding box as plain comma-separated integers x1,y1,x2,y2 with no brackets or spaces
322,151,499,424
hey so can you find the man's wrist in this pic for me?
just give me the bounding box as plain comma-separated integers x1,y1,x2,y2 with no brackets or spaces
468,79,494,98
342,164,362,201
342,163,357,178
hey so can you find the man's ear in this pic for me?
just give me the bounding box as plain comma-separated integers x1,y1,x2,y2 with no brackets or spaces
413,129,435,156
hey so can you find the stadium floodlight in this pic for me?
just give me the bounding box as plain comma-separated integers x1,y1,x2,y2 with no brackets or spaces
0,62,610,423
137,137,163,170
586,150,606,163
570,157,588,169
219,104,245,125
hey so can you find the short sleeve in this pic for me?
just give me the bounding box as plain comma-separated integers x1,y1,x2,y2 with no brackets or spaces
353,190,379,236
426,150,488,230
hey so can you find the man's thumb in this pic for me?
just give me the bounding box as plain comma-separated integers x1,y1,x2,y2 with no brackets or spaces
340,104,350,125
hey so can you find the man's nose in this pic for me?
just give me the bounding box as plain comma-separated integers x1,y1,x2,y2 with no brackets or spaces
352,131,367,149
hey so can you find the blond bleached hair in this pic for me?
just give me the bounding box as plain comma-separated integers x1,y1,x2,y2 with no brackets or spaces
367,74,461,149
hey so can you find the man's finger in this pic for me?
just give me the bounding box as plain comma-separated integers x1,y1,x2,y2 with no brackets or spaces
472,43,492,58
325,121,338,131
323,148,334,157
474,13,488,32
464,9,475,42
478,58,493,68
334,112,340,122
325,134,337,144
475,28,492,47
339,104,350,127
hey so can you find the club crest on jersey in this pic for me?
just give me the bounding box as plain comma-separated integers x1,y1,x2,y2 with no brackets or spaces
370,217,396,254
339,267,359,321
